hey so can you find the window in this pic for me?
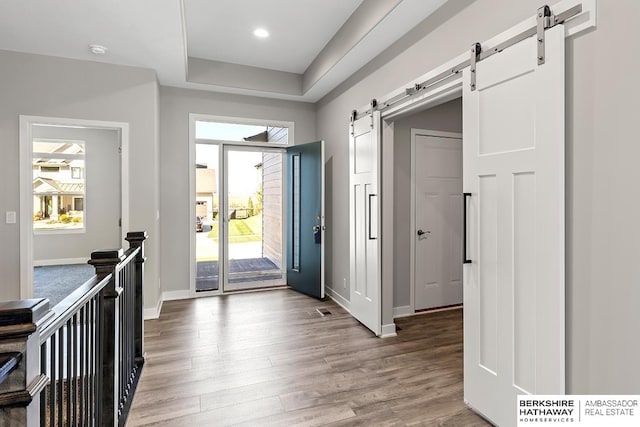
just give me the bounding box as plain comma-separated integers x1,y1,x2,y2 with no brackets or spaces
40,166,60,173
195,120,290,145
292,153,301,270
73,197,84,211
33,141,85,231
71,167,84,179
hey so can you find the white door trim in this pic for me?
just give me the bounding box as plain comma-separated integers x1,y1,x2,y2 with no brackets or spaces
409,129,463,315
19,115,130,299
188,113,292,297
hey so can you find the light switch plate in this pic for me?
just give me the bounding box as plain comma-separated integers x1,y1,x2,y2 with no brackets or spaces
6,211,16,224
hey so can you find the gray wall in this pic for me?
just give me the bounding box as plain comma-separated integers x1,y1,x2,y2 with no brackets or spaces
0,50,161,313
159,87,316,294
33,126,121,262
316,0,640,393
392,99,462,308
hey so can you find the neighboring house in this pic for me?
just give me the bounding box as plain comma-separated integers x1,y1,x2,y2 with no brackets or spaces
195,163,217,220
32,141,85,224
32,176,84,220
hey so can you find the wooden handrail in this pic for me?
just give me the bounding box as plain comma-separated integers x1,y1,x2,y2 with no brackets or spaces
38,274,111,343
0,231,148,427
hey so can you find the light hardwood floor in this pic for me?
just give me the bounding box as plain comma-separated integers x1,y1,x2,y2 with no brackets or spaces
126,289,491,426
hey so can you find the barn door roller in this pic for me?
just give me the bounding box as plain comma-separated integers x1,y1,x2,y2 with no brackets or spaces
470,42,482,91
369,99,377,128
537,5,556,65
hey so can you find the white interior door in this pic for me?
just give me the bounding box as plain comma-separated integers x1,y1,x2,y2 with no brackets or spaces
463,25,565,426
349,111,381,335
413,132,462,311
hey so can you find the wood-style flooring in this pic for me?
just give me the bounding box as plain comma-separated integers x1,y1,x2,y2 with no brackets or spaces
126,289,491,426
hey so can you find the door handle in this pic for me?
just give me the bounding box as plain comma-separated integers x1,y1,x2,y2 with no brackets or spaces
417,229,430,237
368,193,377,240
463,193,472,264
313,225,321,244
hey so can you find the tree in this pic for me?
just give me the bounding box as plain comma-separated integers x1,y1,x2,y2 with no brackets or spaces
255,184,263,215
247,196,254,216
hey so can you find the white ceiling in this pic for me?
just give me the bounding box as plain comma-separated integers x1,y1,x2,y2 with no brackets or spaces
0,0,448,102
185,0,362,74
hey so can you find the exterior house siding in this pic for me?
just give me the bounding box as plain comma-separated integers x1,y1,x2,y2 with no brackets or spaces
262,126,287,268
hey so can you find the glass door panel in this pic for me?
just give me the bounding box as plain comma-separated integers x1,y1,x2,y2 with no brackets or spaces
195,143,221,292
224,147,285,291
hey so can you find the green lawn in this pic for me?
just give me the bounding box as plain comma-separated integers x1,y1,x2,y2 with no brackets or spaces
207,214,262,243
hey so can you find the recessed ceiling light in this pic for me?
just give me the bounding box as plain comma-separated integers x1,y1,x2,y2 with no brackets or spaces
253,28,269,39
88,44,108,55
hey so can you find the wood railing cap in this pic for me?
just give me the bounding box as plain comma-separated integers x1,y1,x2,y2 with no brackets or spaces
89,248,125,266
0,299,49,327
125,231,148,242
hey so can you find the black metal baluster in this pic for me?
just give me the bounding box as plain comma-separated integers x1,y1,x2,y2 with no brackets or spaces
127,265,132,406
84,303,89,426
72,314,78,427
40,337,55,426
79,307,85,427
128,264,133,397
119,273,124,416
50,336,56,427
96,292,104,424
66,318,72,426
88,298,94,424
57,329,64,427
121,270,126,415
122,263,131,411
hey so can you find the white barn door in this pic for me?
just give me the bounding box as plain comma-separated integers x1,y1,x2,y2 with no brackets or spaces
349,111,381,335
463,25,565,426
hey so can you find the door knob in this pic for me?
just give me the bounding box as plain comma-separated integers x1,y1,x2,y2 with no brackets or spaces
417,229,430,236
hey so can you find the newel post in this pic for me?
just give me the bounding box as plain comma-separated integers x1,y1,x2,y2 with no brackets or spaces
89,249,124,427
0,299,50,427
125,231,147,362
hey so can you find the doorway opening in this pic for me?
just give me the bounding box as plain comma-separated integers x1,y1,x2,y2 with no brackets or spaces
398,98,464,315
191,116,291,296
20,116,129,304
194,142,286,293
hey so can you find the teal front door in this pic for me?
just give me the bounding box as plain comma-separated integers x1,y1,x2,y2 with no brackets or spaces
286,141,324,299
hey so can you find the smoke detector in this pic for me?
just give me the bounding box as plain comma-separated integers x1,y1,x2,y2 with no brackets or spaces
89,44,108,55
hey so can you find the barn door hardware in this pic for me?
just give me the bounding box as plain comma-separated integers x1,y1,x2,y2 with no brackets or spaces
369,99,378,128
405,83,422,96
537,5,555,65
350,109,357,136
349,4,583,109
470,42,482,91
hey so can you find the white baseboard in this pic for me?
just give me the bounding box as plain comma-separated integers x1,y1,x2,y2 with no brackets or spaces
325,286,351,313
34,257,89,267
380,323,397,338
393,305,413,318
143,297,163,320
162,290,193,301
